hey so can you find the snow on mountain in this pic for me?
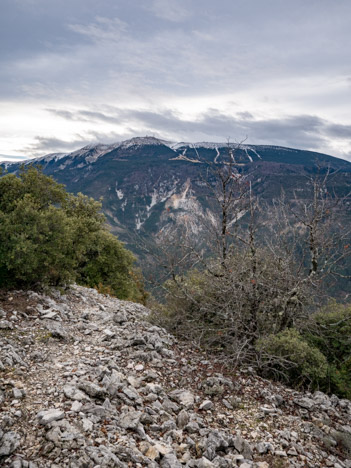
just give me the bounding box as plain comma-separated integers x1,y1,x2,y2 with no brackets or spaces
68,143,120,162
3,137,351,172
33,152,68,163
118,136,171,149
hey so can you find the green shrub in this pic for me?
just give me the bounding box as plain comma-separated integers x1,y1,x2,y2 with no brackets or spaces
257,328,328,389
77,230,139,301
0,166,144,301
304,302,351,398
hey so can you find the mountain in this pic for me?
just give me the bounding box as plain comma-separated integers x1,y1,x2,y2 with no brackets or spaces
2,137,351,245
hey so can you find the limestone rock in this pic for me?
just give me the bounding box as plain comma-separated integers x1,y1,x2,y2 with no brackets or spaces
0,431,21,456
169,389,195,407
36,409,65,425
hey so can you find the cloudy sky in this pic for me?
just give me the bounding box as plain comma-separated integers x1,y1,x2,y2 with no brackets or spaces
1,0,351,162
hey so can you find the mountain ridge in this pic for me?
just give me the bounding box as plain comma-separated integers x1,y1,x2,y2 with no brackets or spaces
4,137,351,169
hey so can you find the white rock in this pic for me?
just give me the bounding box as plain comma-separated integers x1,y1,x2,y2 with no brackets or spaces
71,400,82,412
197,457,215,467
154,442,173,455
169,389,195,407
82,418,93,432
63,384,90,401
200,400,213,410
37,408,64,425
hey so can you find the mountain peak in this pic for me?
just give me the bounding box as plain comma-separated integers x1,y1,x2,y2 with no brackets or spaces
119,136,170,149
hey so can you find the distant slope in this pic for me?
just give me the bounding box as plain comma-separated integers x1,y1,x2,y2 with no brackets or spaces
2,137,351,241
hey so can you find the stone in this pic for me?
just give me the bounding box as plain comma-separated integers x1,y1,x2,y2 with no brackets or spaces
81,418,93,432
13,388,25,399
103,328,115,338
45,426,62,445
185,421,200,434
41,311,58,320
11,459,23,468
85,445,122,466
45,321,69,341
63,385,90,401
162,420,177,431
0,320,13,329
177,409,190,429
294,397,315,410
78,380,106,399
71,401,82,412
275,450,288,457
145,445,160,460
257,442,273,454
197,457,215,467
160,453,182,467
146,383,164,395
287,446,298,456
199,400,213,410
153,443,173,455
169,389,195,407
122,385,140,400
0,431,21,456
118,410,142,430
204,431,229,461
233,434,253,460
113,311,128,324
36,409,65,425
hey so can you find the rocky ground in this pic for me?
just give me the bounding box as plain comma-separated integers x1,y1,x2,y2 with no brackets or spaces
0,286,350,468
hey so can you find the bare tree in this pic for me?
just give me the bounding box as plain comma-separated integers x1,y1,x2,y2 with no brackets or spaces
267,167,351,299
149,150,351,369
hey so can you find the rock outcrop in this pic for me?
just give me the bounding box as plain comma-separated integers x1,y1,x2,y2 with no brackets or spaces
0,286,350,467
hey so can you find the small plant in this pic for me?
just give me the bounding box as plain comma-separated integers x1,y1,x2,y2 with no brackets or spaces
304,302,351,398
256,329,328,389
35,331,53,343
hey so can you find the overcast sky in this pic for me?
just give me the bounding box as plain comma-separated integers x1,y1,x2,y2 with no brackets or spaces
1,0,351,161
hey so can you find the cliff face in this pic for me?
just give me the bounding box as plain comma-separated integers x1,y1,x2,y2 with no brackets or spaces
0,285,350,467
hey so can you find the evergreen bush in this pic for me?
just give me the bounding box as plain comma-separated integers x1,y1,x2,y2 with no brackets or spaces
0,166,143,300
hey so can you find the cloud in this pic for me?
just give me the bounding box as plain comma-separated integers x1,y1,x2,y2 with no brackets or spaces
68,16,128,43
147,0,191,22
325,123,351,139
23,136,91,155
44,105,351,159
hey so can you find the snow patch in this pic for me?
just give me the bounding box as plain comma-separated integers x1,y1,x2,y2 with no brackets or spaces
115,184,124,200
244,148,253,163
119,136,170,149
214,147,220,163
249,147,262,160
